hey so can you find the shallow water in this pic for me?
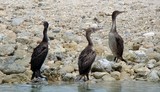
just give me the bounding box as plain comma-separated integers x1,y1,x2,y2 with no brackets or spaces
0,81,160,92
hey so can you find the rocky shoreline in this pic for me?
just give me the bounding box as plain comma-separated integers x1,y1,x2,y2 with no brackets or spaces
0,0,160,84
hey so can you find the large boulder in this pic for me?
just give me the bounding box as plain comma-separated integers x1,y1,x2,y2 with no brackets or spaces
0,44,16,56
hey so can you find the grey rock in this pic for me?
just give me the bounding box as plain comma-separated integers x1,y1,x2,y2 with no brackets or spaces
16,32,32,44
147,70,159,82
126,50,147,63
11,17,24,26
92,59,114,72
1,62,26,74
102,74,116,81
147,59,156,69
0,44,16,56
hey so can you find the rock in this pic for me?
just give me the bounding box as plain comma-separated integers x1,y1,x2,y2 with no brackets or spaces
43,68,60,82
111,71,121,80
147,70,159,82
11,17,24,26
0,71,5,84
147,59,156,69
102,74,116,81
59,65,74,74
92,59,113,72
133,64,150,79
92,72,108,79
112,63,123,72
61,72,77,81
2,74,30,84
1,62,26,75
126,50,147,63
147,52,160,61
143,32,155,37
0,44,16,56
16,32,32,44
3,31,17,44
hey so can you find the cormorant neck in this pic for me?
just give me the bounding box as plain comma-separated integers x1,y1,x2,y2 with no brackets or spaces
42,27,48,42
111,16,117,32
86,33,93,46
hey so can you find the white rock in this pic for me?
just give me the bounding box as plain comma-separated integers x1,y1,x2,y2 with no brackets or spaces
143,32,155,37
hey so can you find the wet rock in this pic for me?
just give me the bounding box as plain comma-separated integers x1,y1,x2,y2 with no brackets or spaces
147,59,156,69
59,65,74,74
0,44,16,56
92,72,108,79
147,70,159,82
2,74,30,84
111,71,121,80
1,62,26,75
11,17,25,26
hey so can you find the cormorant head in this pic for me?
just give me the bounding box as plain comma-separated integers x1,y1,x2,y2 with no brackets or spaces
84,27,102,35
112,10,125,18
42,21,49,28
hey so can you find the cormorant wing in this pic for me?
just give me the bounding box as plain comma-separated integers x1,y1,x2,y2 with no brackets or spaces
78,48,96,69
115,34,124,56
31,44,48,61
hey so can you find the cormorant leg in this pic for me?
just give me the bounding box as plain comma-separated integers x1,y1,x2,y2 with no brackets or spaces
114,57,116,61
86,74,89,80
31,71,35,80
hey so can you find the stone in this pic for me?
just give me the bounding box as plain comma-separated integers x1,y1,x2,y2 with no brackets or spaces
0,44,16,56
61,72,77,81
42,68,60,82
147,59,156,69
2,74,30,84
147,52,160,62
102,74,116,81
92,72,108,79
0,71,5,84
143,32,155,37
92,59,113,72
59,65,74,74
126,50,147,63
3,31,17,44
11,17,25,26
16,32,32,44
147,70,159,82
111,71,121,80
1,62,26,75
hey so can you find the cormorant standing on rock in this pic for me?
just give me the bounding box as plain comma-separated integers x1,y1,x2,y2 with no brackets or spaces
108,10,127,63
78,27,101,81
30,21,49,80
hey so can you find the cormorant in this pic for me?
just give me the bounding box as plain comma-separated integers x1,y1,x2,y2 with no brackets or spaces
30,21,49,80
78,27,101,81
108,10,127,63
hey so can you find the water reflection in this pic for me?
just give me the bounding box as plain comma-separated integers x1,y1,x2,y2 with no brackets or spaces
30,85,42,92
0,81,160,92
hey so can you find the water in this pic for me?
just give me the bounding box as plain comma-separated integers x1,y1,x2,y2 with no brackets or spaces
0,81,160,92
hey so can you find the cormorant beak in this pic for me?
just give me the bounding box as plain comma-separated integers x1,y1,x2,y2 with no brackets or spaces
39,21,44,25
94,27,103,32
119,11,126,14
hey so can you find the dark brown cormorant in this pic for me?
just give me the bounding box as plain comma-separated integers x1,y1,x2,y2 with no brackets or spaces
30,21,49,80
78,27,101,81
108,10,127,63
